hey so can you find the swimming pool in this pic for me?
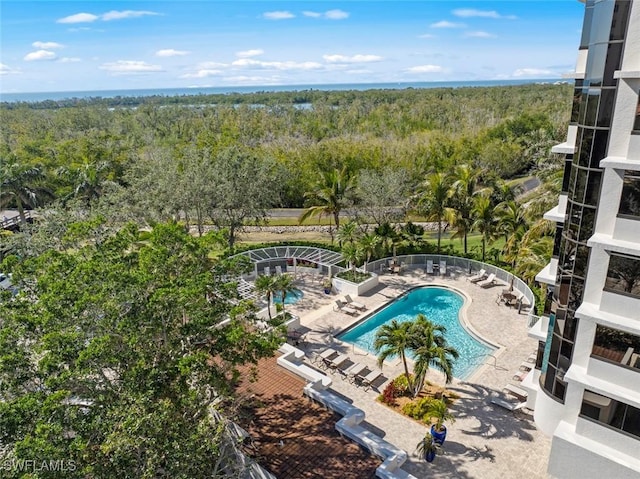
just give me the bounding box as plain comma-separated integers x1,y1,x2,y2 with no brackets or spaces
338,286,494,379
273,288,304,305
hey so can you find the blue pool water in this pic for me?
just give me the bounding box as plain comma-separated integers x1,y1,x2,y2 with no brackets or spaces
273,288,304,305
338,286,494,379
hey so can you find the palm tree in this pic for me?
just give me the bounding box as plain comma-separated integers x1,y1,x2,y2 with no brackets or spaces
254,274,279,320
426,399,455,433
299,167,355,241
358,233,381,270
336,220,360,247
374,319,414,389
63,160,115,204
449,165,479,255
496,200,529,267
471,195,498,262
417,172,454,254
273,273,297,318
0,159,52,223
341,242,361,271
410,314,459,396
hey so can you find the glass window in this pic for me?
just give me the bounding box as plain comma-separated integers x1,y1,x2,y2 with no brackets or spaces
589,130,609,168
577,130,594,168
634,97,640,132
592,324,640,369
596,89,616,127
571,88,583,124
619,171,640,217
610,1,632,41
584,170,603,206
584,90,600,126
604,42,624,87
605,253,640,298
581,390,640,440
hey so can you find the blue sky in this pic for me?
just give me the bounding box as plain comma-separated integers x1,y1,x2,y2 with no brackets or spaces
0,1,585,93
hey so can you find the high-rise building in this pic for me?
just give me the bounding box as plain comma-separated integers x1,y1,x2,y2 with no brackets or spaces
527,1,640,477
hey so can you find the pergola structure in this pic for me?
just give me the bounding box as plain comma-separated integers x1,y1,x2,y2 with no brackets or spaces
230,246,345,277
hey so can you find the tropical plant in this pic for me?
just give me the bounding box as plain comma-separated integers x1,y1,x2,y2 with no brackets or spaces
299,167,355,241
336,220,360,246
0,158,52,223
254,274,279,320
497,200,529,268
410,314,459,396
416,432,438,462
374,319,414,388
471,195,498,261
416,172,454,254
427,398,456,432
449,164,480,255
358,233,381,270
273,273,297,318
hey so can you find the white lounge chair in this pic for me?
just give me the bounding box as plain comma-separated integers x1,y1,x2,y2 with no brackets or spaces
621,347,634,365
491,397,526,412
344,362,367,382
264,266,271,276
478,273,496,288
314,347,338,368
503,384,528,401
334,300,358,316
426,260,434,275
468,269,487,283
356,369,384,390
513,369,528,382
327,354,349,371
275,265,282,275
344,294,366,311
439,260,447,276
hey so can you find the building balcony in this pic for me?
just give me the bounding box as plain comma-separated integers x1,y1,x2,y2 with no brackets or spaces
588,232,640,257
535,258,558,286
528,314,550,342
543,194,567,223
551,125,578,155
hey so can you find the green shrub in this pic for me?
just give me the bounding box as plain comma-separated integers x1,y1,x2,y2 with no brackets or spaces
402,397,436,424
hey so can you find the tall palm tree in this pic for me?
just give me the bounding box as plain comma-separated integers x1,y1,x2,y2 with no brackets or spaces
254,274,279,320
341,242,361,272
515,236,553,285
0,159,52,223
336,220,360,247
471,195,498,262
496,200,529,267
417,172,454,254
299,167,355,241
449,165,479,255
410,314,459,396
273,273,296,318
358,233,381,271
374,319,414,388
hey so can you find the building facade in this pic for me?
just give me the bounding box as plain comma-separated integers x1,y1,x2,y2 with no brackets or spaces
528,1,640,478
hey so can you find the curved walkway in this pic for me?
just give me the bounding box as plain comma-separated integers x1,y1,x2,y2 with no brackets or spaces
284,266,551,478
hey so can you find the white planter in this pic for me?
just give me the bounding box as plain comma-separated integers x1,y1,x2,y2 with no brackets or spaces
332,272,379,296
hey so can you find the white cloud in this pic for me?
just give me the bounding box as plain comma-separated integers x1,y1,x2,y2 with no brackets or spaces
303,9,349,20
32,41,64,49
198,61,228,69
57,13,99,24
263,11,295,20
223,75,281,84
452,9,516,20
418,33,435,39
324,9,349,20
465,31,496,38
323,54,383,64
155,49,190,57
231,58,323,71
345,69,371,75
180,69,223,79
236,49,264,58
102,10,159,21
513,68,556,77
24,50,57,61
431,20,466,28
406,64,445,73
59,57,82,63
99,60,163,75
0,63,20,75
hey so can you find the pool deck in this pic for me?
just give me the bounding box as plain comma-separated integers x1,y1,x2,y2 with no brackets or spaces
283,266,552,479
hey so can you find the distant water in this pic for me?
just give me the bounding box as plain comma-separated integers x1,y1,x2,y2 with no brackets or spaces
0,79,567,103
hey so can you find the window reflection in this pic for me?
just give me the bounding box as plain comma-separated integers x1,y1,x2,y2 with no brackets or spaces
581,390,640,439
605,252,640,298
592,324,640,369
619,171,640,217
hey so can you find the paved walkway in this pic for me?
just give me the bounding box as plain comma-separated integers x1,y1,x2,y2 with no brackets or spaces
284,266,552,479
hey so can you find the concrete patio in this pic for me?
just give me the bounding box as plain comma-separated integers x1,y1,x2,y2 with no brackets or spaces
278,266,552,478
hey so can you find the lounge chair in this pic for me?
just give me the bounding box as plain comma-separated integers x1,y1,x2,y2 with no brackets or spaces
468,269,487,283
275,265,282,275
513,369,529,382
439,260,447,276
314,348,338,368
344,362,367,382
621,347,634,365
356,369,384,390
503,384,528,401
344,294,366,311
519,361,533,372
334,300,359,316
426,260,434,275
327,353,349,371
478,273,496,288
491,397,526,412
